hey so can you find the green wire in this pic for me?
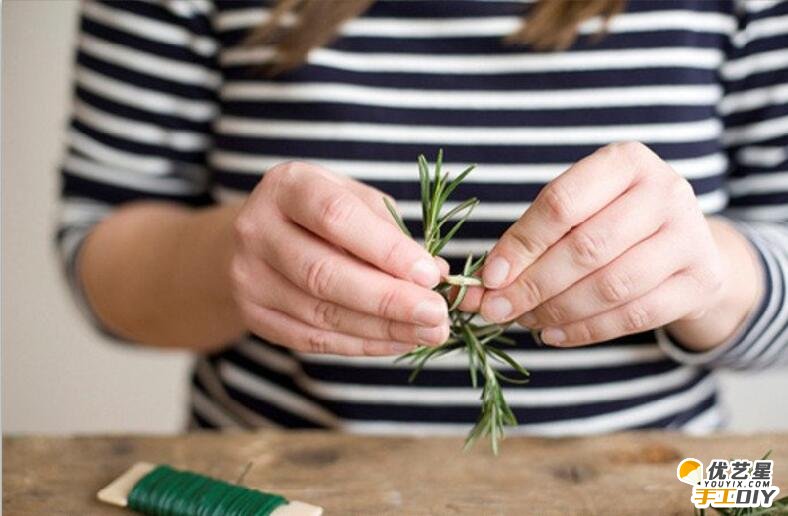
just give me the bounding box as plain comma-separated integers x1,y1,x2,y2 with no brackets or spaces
127,465,288,516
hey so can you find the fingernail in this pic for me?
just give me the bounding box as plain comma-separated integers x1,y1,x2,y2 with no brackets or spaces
392,342,416,353
541,327,566,345
416,325,448,346
484,296,512,322
409,258,441,288
483,257,510,288
519,311,537,327
413,299,447,326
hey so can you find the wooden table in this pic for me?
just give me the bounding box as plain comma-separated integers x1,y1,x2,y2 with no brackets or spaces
4,431,787,515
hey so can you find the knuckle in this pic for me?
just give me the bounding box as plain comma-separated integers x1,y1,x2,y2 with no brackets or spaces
361,339,381,357
233,216,257,244
318,191,356,232
387,319,410,343
382,238,410,268
618,140,648,155
312,300,341,329
361,339,382,357
266,161,321,196
669,176,695,200
271,160,307,177
266,160,300,185
540,181,575,223
603,141,651,170
598,142,618,159
573,321,596,343
601,141,625,161
304,256,338,298
568,228,606,268
516,274,544,306
666,178,700,222
285,159,310,170
377,288,399,319
623,303,652,333
507,228,542,259
596,271,633,304
607,140,647,159
383,319,399,341
541,301,567,325
305,331,333,354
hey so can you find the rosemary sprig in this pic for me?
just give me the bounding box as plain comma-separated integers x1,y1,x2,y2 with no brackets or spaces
386,150,530,454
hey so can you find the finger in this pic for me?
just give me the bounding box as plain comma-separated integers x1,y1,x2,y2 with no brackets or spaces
240,258,449,346
481,182,665,322
301,163,396,224
456,286,484,312
436,256,450,278
523,226,689,327
482,142,654,289
238,298,417,356
445,285,480,312
538,272,701,347
279,171,440,288
260,219,448,326
340,176,401,224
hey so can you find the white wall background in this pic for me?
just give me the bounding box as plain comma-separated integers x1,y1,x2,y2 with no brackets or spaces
2,0,191,434
2,0,786,435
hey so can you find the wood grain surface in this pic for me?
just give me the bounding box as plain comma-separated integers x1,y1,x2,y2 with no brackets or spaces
4,431,787,515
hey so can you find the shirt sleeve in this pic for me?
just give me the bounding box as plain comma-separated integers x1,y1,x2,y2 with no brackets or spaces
55,0,220,337
658,0,788,369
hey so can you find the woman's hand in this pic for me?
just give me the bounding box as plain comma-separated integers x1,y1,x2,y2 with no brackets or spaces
231,161,450,356
470,142,761,350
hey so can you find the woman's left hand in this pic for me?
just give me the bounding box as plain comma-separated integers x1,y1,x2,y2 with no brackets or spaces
472,142,761,350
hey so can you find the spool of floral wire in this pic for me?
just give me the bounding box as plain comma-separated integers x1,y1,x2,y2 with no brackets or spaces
97,462,322,516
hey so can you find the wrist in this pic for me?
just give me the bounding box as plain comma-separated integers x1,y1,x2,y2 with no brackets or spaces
665,217,764,351
179,201,247,345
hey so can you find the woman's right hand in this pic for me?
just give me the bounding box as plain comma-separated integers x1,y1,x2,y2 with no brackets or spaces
230,161,450,356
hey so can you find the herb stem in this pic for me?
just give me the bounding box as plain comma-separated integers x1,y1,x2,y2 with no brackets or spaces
444,275,483,286
386,151,530,453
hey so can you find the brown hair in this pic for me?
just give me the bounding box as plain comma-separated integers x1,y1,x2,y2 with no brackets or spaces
250,0,626,75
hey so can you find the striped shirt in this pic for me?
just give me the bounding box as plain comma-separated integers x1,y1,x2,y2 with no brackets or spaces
58,0,788,436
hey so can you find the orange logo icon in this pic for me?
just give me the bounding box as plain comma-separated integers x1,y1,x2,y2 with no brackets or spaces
677,458,704,485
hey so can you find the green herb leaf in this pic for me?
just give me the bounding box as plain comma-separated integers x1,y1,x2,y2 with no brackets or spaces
382,197,411,237
437,197,479,227
439,164,476,207
433,201,478,254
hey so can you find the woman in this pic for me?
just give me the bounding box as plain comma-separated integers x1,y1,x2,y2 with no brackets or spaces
58,0,786,435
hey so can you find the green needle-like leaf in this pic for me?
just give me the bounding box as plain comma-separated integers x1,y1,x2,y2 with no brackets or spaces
449,285,468,311
439,164,476,206
437,197,479,227
382,197,411,237
418,155,430,224
433,201,478,254
487,347,530,378
434,148,443,185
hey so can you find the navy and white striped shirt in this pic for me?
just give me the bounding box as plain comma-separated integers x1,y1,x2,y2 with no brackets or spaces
58,0,788,436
